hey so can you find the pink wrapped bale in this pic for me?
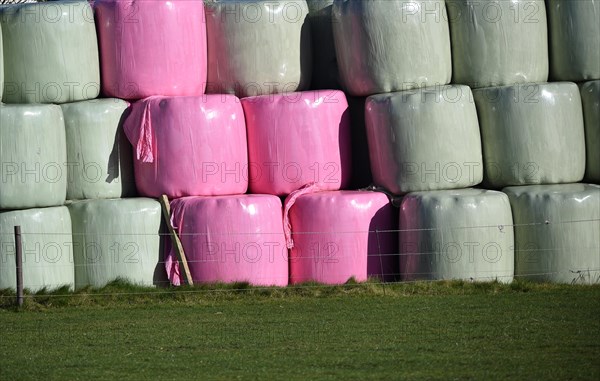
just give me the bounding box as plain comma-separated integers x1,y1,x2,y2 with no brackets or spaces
286,190,398,284
166,195,289,287
95,0,207,99
124,95,248,198
241,90,352,196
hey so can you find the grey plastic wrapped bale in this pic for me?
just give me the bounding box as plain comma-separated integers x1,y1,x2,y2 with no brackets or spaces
447,0,548,88
0,1,100,103
504,184,600,284
473,82,585,188
68,198,166,289
0,207,74,291
547,0,600,81
580,81,600,183
400,189,514,283
0,104,67,210
61,99,136,200
204,0,312,98
332,0,452,97
307,0,340,90
365,85,483,194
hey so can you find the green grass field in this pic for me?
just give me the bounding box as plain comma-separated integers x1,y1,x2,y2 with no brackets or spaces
1,280,599,380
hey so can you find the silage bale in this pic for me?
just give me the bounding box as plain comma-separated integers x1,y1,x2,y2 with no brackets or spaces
0,104,67,210
0,206,74,291
0,1,100,103
446,0,548,88
473,82,585,188
365,85,483,194
68,198,165,289
95,0,207,99
61,99,136,200
165,195,289,287
123,95,248,199
399,189,514,283
547,0,600,81
204,0,311,97
306,0,340,90
504,184,600,284
287,190,398,284
347,96,372,189
241,90,351,196
332,0,452,96
580,81,600,183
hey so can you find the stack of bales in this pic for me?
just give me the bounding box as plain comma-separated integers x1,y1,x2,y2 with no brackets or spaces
447,0,598,284
330,0,513,283
0,0,164,291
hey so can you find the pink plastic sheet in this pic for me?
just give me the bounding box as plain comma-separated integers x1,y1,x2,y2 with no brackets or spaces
241,90,352,196
95,0,207,99
123,95,248,198
286,190,398,284
166,195,289,287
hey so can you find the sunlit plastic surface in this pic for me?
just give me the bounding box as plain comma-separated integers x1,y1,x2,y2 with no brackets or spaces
504,184,600,284
400,189,514,283
165,195,289,287
241,90,352,196
0,207,74,291
124,95,248,199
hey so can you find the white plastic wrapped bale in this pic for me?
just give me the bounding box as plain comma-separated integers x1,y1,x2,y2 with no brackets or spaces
68,198,165,289
286,190,398,284
307,0,340,90
165,195,289,287
204,0,312,98
365,85,483,194
332,0,452,97
581,81,600,183
241,90,352,196
0,207,74,291
547,0,600,81
399,189,514,283
61,99,136,201
446,0,548,88
0,1,100,103
0,104,67,210
504,184,600,284
473,82,586,188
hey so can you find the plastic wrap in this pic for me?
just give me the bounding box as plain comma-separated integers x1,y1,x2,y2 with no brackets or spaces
446,0,548,88
307,0,340,90
504,184,600,284
366,85,483,194
287,191,398,284
241,90,352,196
61,99,136,201
94,0,207,99
68,198,165,289
332,0,452,97
0,207,74,291
0,1,100,104
473,82,585,188
581,81,600,183
0,104,67,210
123,95,248,199
166,195,288,287
547,0,600,81
400,189,514,283
204,0,311,98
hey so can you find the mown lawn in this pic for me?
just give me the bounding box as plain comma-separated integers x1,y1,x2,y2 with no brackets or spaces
1,281,599,380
